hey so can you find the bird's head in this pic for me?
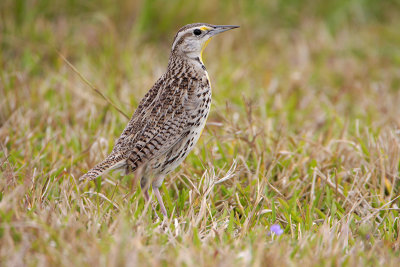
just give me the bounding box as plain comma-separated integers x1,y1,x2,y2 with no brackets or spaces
171,23,239,61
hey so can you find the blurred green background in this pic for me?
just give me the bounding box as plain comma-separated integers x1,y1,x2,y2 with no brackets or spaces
1,0,400,125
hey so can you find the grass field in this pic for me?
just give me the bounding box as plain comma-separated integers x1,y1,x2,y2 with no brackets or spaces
1,0,400,266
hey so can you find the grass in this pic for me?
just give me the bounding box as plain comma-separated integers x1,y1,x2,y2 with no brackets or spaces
1,0,400,266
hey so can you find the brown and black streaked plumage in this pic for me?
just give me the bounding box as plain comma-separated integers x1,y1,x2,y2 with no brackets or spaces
79,23,239,217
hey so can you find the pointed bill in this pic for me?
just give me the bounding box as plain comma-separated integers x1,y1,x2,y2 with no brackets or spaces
208,25,240,36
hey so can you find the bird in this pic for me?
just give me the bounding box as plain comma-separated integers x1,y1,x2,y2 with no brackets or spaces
79,23,239,217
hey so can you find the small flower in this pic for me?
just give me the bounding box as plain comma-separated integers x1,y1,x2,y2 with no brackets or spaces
270,224,283,236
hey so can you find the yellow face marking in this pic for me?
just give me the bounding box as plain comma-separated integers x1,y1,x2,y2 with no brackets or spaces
200,26,211,31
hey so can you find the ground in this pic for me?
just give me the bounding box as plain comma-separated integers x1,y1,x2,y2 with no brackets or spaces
1,0,400,266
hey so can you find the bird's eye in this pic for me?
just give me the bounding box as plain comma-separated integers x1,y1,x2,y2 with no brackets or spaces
193,29,202,36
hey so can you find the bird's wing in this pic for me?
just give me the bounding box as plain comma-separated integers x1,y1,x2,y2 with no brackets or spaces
111,77,192,170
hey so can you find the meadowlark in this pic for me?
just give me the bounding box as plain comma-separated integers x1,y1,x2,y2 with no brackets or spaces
79,23,239,217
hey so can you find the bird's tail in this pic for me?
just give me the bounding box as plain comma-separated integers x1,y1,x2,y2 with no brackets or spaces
79,156,126,182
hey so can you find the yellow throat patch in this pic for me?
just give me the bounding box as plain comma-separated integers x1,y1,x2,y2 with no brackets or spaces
200,38,212,62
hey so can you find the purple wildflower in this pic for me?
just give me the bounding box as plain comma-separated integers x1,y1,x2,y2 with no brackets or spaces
270,224,283,236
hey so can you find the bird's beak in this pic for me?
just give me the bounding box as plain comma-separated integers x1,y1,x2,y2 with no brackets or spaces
208,25,239,37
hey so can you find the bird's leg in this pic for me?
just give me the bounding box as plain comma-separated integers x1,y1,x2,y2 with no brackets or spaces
153,186,167,217
140,176,151,203
141,176,163,219
143,189,150,202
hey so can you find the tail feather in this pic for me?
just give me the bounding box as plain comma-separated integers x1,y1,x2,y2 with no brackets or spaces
79,157,126,182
